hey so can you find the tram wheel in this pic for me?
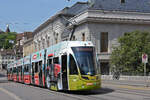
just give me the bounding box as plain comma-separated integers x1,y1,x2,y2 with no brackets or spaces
46,75,50,89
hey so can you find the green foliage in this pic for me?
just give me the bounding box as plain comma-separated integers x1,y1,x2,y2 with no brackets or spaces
110,31,150,75
0,32,17,49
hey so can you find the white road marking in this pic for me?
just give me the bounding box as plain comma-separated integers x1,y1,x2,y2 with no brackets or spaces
0,87,22,100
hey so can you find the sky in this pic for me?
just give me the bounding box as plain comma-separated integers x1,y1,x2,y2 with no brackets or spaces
0,0,87,33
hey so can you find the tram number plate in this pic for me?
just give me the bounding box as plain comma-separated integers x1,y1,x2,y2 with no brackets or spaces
86,83,93,86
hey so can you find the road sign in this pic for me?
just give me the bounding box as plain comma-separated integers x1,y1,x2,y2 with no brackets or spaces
142,54,148,63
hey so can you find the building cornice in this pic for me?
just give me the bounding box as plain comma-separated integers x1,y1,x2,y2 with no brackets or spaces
33,13,74,36
68,9,150,28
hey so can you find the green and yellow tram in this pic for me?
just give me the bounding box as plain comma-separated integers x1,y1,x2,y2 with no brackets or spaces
7,41,101,91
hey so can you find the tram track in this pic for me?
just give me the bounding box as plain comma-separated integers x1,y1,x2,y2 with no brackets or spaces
87,87,150,100
103,83,150,97
2,80,150,100
115,89,150,97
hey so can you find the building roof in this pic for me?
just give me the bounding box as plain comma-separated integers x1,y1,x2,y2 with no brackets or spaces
32,0,150,36
17,32,32,41
16,33,24,41
66,2,89,15
32,2,89,35
23,32,33,39
91,0,150,13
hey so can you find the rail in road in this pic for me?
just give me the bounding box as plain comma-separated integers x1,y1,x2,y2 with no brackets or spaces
102,78,150,88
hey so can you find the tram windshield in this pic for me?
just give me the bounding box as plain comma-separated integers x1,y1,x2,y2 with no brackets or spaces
72,47,98,76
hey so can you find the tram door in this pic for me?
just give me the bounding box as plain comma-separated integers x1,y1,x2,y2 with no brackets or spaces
31,62,35,84
61,55,68,90
17,67,19,81
39,61,43,86
20,66,23,82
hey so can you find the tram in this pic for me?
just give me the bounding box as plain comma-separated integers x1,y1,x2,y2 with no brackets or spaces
17,58,24,82
7,41,101,91
23,55,31,84
7,63,12,80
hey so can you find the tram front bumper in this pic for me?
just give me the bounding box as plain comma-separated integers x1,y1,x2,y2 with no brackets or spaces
77,81,101,91
69,80,101,91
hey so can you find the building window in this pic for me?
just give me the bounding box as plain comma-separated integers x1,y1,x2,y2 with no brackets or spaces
82,33,85,41
38,42,41,50
121,0,125,3
34,43,37,52
73,36,75,41
100,32,108,52
42,39,45,49
47,37,50,47
55,38,58,44
55,33,58,44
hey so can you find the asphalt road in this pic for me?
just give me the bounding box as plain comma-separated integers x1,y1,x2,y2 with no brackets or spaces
0,77,150,100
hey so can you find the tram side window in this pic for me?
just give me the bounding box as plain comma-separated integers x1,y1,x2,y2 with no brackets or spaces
18,67,20,73
69,54,78,75
53,57,59,64
39,61,42,71
17,68,19,74
20,66,22,73
39,61,42,68
10,68,12,74
47,59,52,66
19,66,22,73
24,65,29,72
35,62,39,73
13,67,17,73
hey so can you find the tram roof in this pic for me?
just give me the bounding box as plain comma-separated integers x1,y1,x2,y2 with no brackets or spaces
46,41,94,57
47,41,94,50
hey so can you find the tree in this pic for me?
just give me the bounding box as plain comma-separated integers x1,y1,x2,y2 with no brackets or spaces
110,31,150,75
0,32,17,49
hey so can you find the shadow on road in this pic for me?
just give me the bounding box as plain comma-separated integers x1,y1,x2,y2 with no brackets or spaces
62,88,114,95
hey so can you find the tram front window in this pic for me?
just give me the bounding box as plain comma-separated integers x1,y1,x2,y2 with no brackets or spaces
72,47,98,76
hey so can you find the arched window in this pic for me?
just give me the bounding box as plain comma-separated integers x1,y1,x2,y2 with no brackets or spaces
82,33,85,41
47,37,50,47
73,35,75,41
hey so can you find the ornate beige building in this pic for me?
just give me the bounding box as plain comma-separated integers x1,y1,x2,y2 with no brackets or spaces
23,38,35,57
25,0,150,75
22,32,34,57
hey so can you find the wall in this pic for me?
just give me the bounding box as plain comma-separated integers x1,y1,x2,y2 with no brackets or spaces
34,17,67,51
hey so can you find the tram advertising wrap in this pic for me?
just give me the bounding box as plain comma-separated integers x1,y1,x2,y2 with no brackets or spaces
7,41,101,91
